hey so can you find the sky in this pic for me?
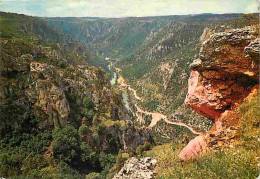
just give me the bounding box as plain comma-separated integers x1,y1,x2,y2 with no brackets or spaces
0,0,259,17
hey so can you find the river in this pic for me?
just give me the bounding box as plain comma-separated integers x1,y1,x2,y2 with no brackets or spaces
110,72,117,86
108,61,203,135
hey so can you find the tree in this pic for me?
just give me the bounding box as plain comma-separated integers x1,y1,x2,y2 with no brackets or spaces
80,142,97,165
53,125,80,164
83,95,94,110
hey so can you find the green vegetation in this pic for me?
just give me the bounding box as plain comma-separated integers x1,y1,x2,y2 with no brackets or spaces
0,11,128,178
136,142,152,156
115,150,124,171
47,13,258,120
1,11,259,179
85,172,101,179
144,96,259,179
239,97,259,152
53,125,82,164
141,100,160,111
145,143,258,179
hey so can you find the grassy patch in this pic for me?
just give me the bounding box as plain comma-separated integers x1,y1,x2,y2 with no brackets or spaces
144,96,259,179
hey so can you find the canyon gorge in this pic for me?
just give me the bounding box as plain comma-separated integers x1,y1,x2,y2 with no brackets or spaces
0,11,259,179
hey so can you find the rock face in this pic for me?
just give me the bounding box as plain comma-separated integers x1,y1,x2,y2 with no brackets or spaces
180,26,259,160
179,135,207,160
120,121,153,149
81,120,153,152
199,27,215,42
113,157,157,179
186,26,259,120
0,38,130,128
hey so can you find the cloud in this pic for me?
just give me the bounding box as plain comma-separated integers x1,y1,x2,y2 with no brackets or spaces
245,0,259,13
0,0,258,17
65,0,90,8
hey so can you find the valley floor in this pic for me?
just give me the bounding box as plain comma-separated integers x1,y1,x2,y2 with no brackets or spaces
115,67,203,135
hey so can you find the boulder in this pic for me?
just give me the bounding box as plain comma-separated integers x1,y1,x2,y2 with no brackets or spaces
180,26,259,160
113,157,157,179
185,26,259,120
178,135,207,160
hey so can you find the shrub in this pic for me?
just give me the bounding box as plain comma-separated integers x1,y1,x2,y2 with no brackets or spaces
82,117,89,126
115,150,123,171
0,152,23,177
78,125,91,137
83,95,94,110
85,172,101,179
80,142,96,165
53,125,81,164
55,161,84,179
21,154,48,175
66,65,75,72
98,152,116,170
136,142,151,155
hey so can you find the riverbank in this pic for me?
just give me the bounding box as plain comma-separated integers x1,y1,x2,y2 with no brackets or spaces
115,67,203,135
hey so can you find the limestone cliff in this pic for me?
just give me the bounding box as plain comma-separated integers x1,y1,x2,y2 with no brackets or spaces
0,14,153,175
179,26,259,160
0,37,130,128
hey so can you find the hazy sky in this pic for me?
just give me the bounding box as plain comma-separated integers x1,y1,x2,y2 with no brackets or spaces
0,0,259,17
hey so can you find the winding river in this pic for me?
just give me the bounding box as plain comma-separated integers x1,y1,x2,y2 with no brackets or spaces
108,62,203,135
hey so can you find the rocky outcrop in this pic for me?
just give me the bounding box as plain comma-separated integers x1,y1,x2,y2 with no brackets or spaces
113,157,157,179
25,62,69,126
0,38,131,128
186,26,259,120
120,121,153,149
158,62,174,90
179,26,259,160
199,27,215,42
80,120,153,152
179,135,207,160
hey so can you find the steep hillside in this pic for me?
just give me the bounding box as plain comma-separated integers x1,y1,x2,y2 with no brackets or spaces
47,16,172,59
0,12,152,178
46,14,242,59
119,14,258,114
45,14,258,133
1,11,259,179
112,25,259,179
179,25,259,160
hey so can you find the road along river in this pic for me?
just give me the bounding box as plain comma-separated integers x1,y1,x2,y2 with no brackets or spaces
114,67,203,135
